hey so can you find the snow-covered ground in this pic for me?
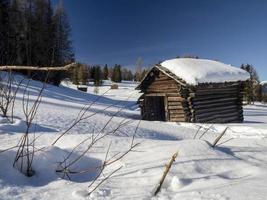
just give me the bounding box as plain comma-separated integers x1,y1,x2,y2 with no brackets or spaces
0,77,267,200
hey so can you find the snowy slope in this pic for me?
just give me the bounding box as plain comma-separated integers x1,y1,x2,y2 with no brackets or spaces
160,58,250,85
0,77,267,200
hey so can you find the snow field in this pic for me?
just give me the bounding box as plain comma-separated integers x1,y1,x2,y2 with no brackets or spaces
0,77,267,199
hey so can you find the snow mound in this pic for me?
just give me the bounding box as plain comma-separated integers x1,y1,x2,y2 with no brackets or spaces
0,146,102,187
160,58,250,85
0,117,57,134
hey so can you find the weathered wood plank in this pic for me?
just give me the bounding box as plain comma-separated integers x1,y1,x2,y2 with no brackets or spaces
193,89,239,96
193,97,239,105
168,102,182,106
193,105,239,113
147,88,178,94
167,97,186,102
166,93,182,97
196,115,242,123
169,117,187,122
195,110,242,119
191,93,241,101
168,105,184,109
169,110,185,114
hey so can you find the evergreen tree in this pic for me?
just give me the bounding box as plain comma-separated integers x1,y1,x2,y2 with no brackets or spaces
32,0,54,66
0,0,10,64
108,67,113,79
90,66,96,80
103,64,108,80
94,65,102,86
112,64,122,83
241,64,260,104
126,69,133,81
52,1,74,66
50,0,74,85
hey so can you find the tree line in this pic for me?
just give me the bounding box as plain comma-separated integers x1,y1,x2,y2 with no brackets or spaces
0,0,74,85
70,63,148,86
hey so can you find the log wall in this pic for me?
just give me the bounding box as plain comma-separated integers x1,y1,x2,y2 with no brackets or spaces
189,83,244,123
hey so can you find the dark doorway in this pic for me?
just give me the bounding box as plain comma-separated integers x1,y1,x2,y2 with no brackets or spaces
144,96,166,121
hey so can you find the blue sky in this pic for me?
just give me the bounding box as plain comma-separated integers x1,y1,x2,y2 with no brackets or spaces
55,0,267,81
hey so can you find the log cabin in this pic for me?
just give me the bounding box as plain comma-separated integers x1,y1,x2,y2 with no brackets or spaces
136,58,250,123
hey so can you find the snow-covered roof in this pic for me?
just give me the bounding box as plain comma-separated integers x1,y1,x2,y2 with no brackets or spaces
261,81,267,85
160,58,250,85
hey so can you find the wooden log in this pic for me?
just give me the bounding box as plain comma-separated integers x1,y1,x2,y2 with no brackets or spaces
169,114,186,118
145,93,166,97
195,111,242,120
169,110,186,114
193,90,239,96
154,76,173,81
167,97,186,102
0,62,77,71
195,108,242,118
149,81,178,87
168,105,184,109
196,85,239,90
169,117,186,122
146,89,179,93
166,93,182,97
196,115,241,123
193,97,238,105
168,102,182,106
196,83,240,89
194,105,238,114
191,93,241,101
149,79,177,85
148,86,179,91
191,100,241,109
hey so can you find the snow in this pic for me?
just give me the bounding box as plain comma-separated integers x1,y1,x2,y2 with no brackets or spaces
160,58,250,85
1,75,267,200
260,80,267,85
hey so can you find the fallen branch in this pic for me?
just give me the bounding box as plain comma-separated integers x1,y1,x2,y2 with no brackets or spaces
154,151,178,196
0,62,77,71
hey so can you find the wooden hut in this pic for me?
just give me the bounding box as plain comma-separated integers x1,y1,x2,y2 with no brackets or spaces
136,58,249,123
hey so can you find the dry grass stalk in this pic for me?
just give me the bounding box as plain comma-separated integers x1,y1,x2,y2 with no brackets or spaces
154,151,178,196
0,71,23,121
212,127,228,147
13,78,46,177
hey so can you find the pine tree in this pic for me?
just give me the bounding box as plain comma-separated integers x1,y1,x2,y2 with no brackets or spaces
103,64,108,80
241,64,260,104
94,65,102,86
52,1,74,66
51,0,74,85
112,64,122,83
108,67,113,79
0,0,10,64
32,0,54,66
